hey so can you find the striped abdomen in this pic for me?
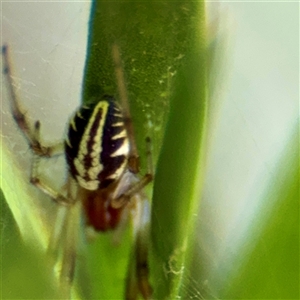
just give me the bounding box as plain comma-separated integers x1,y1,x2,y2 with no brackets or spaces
65,96,129,190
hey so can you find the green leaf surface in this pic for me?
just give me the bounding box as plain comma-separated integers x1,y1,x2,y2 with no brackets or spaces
0,148,54,299
182,128,299,300
222,131,299,300
0,190,57,300
150,21,207,300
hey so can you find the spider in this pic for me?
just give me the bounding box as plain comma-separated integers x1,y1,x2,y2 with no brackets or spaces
2,43,153,300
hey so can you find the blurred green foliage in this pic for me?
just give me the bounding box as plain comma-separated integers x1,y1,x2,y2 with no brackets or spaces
0,189,59,299
222,132,299,299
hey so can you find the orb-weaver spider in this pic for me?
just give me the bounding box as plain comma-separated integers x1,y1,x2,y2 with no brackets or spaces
2,43,153,300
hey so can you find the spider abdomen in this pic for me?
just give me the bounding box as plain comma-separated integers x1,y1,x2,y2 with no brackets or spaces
65,96,129,190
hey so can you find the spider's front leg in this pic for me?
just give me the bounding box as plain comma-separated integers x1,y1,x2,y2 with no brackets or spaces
2,44,70,205
2,45,64,157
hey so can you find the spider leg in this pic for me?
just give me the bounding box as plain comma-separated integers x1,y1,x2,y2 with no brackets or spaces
58,198,81,299
111,43,153,208
125,194,152,300
30,160,71,205
46,203,79,300
46,177,81,299
111,136,153,209
125,256,139,300
2,45,71,205
112,43,140,174
2,44,63,157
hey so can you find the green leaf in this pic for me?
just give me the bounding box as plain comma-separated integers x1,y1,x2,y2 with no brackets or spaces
182,128,299,300
150,13,207,300
0,148,59,299
222,131,299,299
0,194,56,299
